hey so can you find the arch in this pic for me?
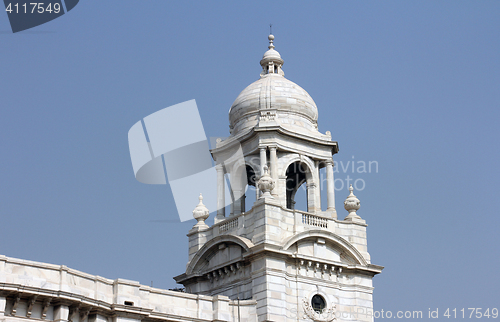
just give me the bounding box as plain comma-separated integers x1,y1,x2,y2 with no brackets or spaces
287,163,307,210
282,155,317,211
229,160,258,214
186,235,254,275
281,230,368,266
230,158,248,188
280,154,316,178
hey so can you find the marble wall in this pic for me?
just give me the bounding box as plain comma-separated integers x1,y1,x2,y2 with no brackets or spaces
0,255,257,322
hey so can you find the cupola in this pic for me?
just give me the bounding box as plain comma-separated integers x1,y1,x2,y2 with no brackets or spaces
228,34,319,136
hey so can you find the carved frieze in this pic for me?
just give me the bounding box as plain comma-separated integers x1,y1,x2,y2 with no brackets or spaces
296,260,342,281
205,260,245,283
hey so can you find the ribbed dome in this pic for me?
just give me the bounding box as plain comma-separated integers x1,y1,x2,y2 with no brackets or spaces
229,75,318,134
228,35,319,135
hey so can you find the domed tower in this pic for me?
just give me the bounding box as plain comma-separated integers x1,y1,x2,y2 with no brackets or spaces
175,35,383,322
229,34,319,138
214,34,339,219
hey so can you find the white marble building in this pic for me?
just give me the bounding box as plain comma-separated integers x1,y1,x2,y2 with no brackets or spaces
0,35,382,322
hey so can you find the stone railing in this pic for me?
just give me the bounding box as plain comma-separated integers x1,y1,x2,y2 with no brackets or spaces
219,217,239,233
301,212,329,228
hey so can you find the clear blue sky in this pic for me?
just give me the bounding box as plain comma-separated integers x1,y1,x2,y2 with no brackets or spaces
1,1,499,320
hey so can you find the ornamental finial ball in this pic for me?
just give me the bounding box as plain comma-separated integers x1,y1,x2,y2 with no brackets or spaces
257,165,275,199
268,34,274,41
344,185,361,221
192,193,209,228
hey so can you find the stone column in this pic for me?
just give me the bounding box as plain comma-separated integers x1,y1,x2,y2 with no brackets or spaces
269,146,278,196
315,160,322,210
216,164,225,221
307,182,317,213
326,159,337,218
233,189,242,215
260,147,267,174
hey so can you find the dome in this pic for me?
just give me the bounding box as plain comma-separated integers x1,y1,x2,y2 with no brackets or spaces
229,35,319,135
262,48,281,60
229,75,319,134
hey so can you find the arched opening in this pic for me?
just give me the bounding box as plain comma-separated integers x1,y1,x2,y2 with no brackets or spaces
244,165,257,212
230,164,258,215
285,161,308,210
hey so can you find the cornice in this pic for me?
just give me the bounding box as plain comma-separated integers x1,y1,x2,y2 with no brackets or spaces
211,125,338,157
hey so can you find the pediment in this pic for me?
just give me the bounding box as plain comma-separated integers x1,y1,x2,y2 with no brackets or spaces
292,237,357,265
193,243,244,274
281,230,368,266
185,235,254,276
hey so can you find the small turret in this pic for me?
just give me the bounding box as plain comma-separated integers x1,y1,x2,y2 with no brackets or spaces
259,34,284,75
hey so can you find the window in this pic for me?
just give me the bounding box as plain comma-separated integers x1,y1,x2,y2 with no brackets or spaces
311,294,326,313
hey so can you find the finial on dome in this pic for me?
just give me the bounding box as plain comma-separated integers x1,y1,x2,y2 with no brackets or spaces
260,33,284,75
268,34,275,50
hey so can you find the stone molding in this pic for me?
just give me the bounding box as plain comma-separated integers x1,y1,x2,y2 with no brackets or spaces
210,125,337,156
183,235,254,276
0,254,257,322
281,230,370,267
205,260,246,283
